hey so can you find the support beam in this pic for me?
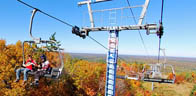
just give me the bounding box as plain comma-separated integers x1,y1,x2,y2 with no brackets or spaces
81,24,158,32
138,0,150,25
78,0,111,28
92,5,143,12
87,2,95,27
78,0,111,5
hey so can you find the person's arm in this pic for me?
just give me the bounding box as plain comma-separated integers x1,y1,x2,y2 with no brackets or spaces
42,61,50,70
32,60,37,66
22,63,26,67
22,60,30,67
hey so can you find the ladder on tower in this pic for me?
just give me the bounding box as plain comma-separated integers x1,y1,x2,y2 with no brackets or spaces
105,30,119,96
109,10,117,25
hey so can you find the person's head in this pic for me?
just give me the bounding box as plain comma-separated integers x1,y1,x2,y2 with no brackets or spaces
27,55,32,60
40,54,47,62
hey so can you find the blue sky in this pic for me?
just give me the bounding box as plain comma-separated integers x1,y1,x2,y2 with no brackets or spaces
0,0,196,58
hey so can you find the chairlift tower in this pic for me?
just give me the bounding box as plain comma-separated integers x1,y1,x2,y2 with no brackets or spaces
77,0,158,95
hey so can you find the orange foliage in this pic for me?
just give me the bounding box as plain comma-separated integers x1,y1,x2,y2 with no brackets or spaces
124,91,132,96
4,39,196,95
0,39,146,96
144,90,151,96
0,40,79,95
71,60,105,95
121,62,127,68
175,75,185,84
192,72,195,78
194,91,196,96
191,72,196,83
168,73,175,80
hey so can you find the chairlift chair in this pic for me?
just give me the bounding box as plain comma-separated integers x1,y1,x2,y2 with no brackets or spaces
117,49,176,84
15,8,64,79
141,49,176,83
116,74,139,80
141,63,175,83
116,64,141,81
21,40,64,79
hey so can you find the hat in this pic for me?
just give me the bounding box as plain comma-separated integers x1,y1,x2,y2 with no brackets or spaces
40,54,47,60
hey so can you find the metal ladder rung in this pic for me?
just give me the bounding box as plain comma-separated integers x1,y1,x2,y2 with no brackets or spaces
109,41,117,43
107,94,113,96
107,76,115,79
109,10,117,25
107,72,115,75
108,57,115,59
108,68,115,70
107,88,114,91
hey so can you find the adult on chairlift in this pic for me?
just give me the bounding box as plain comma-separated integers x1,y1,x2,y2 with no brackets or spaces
15,55,37,84
31,54,50,85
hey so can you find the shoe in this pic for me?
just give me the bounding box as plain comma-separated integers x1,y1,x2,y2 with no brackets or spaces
14,79,19,83
30,81,39,86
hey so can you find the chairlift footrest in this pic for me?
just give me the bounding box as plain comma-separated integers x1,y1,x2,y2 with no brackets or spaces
143,78,174,83
116,75,126,79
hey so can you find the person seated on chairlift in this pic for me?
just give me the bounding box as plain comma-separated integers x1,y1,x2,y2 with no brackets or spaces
15,55,37,84
31,54,50,85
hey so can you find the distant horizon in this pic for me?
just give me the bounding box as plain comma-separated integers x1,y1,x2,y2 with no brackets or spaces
1,39,195,59
68,52,196,59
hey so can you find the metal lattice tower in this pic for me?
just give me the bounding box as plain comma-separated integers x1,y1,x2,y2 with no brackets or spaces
105,30,119,95
77,0,158,95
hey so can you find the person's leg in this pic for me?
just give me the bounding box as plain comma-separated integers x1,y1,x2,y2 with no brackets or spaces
32,71,41,85
37,71,45,81
40,71,45,77
34,71,40,81
23,68,31,81
34,71,46,85
16,68,25,81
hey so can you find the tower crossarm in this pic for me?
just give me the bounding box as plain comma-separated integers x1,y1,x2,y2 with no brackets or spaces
81,24,158,32
78,0,111,6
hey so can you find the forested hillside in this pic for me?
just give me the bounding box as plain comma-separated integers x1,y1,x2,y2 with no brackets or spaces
0,39,196,96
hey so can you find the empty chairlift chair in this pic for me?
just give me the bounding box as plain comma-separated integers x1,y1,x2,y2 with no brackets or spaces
141,49,175,83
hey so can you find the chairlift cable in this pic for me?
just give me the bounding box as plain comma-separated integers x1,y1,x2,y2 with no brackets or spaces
160,0,164,23
17,0,74,28
126,0,151,60
158,0,164,63
88,35,108,50
157,38,161,63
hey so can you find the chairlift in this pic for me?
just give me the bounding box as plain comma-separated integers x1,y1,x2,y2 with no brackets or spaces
117,49,175,84
15,9,64,79
116,63,141,81
141,49,176,83
116,74,139,80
